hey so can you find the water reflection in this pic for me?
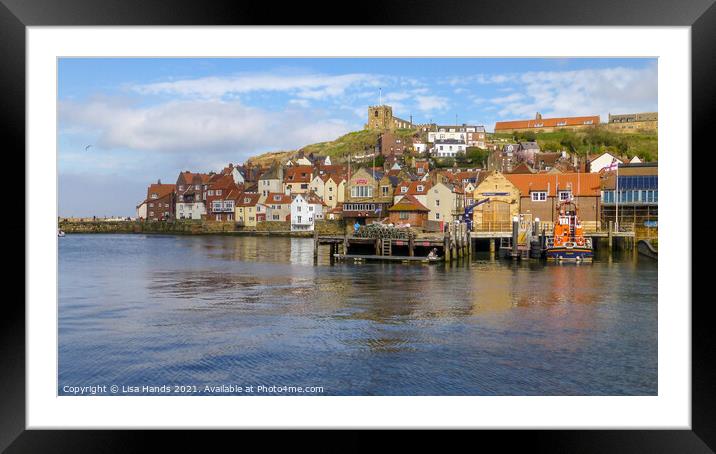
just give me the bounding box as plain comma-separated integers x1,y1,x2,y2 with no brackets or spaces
59,234,657,396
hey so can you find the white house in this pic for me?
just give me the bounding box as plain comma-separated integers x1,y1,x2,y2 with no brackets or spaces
413,141,428,153
589,152,623,173
428,124,486,148
176,198,206,220
136,200,147,220
432,139,467,157
290,194,325,231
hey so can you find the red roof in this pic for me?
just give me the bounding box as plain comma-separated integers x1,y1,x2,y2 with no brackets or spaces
147,183,175,200
504,173,601,197
394,180,431,196
284,165,313,183
388,194,429,212
236,193,260,207
265,192,292,204
495,115,600,131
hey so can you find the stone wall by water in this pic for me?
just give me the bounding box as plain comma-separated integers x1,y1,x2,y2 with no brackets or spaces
59,219,345,236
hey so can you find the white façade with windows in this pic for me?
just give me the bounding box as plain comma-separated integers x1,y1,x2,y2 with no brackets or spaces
290,194,324,231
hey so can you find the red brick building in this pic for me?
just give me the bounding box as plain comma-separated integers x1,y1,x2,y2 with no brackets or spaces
388,194,429,228
205,175,241,221
145,182,176,221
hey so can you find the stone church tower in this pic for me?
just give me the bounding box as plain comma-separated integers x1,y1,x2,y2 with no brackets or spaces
366,105,394,130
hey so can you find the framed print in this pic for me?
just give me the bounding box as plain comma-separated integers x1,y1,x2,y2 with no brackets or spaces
5,0,711,449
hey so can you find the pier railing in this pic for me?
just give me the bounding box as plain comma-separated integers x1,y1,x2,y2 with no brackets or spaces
473,221,513,232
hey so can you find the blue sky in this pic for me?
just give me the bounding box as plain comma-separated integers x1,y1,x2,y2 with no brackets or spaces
58,57,657,217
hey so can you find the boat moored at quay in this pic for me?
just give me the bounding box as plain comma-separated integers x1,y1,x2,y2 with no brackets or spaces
545,200,594,262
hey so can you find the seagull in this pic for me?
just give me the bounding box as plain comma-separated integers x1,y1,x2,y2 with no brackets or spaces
85,145,93,151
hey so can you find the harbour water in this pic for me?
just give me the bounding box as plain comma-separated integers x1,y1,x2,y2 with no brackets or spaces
59,234,657,396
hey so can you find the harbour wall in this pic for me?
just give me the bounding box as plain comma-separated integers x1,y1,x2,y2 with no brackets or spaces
59,219,345,236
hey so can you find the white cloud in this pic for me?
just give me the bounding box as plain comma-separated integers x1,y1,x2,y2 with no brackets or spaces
415,95,449,112
491,65,658,121
59,98,352,155
132,72,382,100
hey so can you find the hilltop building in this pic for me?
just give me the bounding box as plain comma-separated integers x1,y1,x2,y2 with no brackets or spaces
428,124,486,148
607,112,658,133
494,112,600,133
365,105,415,131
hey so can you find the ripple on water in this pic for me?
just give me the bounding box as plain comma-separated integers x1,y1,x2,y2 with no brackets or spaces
58,234,657,396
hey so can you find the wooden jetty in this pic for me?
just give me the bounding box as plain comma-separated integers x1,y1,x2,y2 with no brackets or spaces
316,220,637,265
314,223,471,264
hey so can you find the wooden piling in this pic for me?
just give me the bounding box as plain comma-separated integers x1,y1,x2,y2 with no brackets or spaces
409,236,414,257
608,221,614,250
313,229,319,264
444,229,450,262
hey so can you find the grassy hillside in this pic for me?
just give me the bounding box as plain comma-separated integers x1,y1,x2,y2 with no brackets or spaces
297,130,380,161
246,150,293,166
491,127,658,161
298,128,419,162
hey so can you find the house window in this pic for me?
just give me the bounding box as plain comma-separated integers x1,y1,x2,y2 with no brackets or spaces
400,187,408,193
297,206,302,212
436,199,440,206
213,201,222,211
417,185,424,192
151,193,158,199
149,203,154,208
329,196,333,201
178,185,184,191
274,195,281,202
297,215,302,223
216,190,222,196
208,190,214,196
558,191,572,201
436,213,440,219
531,191,547,201
399,212,409,220
149,211,154,216
584,120,593,125
301,184,308,190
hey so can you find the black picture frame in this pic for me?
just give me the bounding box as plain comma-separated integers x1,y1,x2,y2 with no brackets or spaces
3,0,708,449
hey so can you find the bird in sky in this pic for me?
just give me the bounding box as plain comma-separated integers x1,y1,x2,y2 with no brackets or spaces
85,145,93,151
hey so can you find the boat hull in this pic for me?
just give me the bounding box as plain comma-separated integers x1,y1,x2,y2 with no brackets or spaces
546,247,593,262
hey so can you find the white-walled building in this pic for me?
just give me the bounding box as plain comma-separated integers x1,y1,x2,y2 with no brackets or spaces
136,200,147,220
432,139,467,157
428,124,486,148
176,198,206,220
589,152,623,173
290,194,325,231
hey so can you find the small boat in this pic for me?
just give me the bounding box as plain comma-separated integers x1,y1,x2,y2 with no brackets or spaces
545,200,593,262
58,229,66,237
